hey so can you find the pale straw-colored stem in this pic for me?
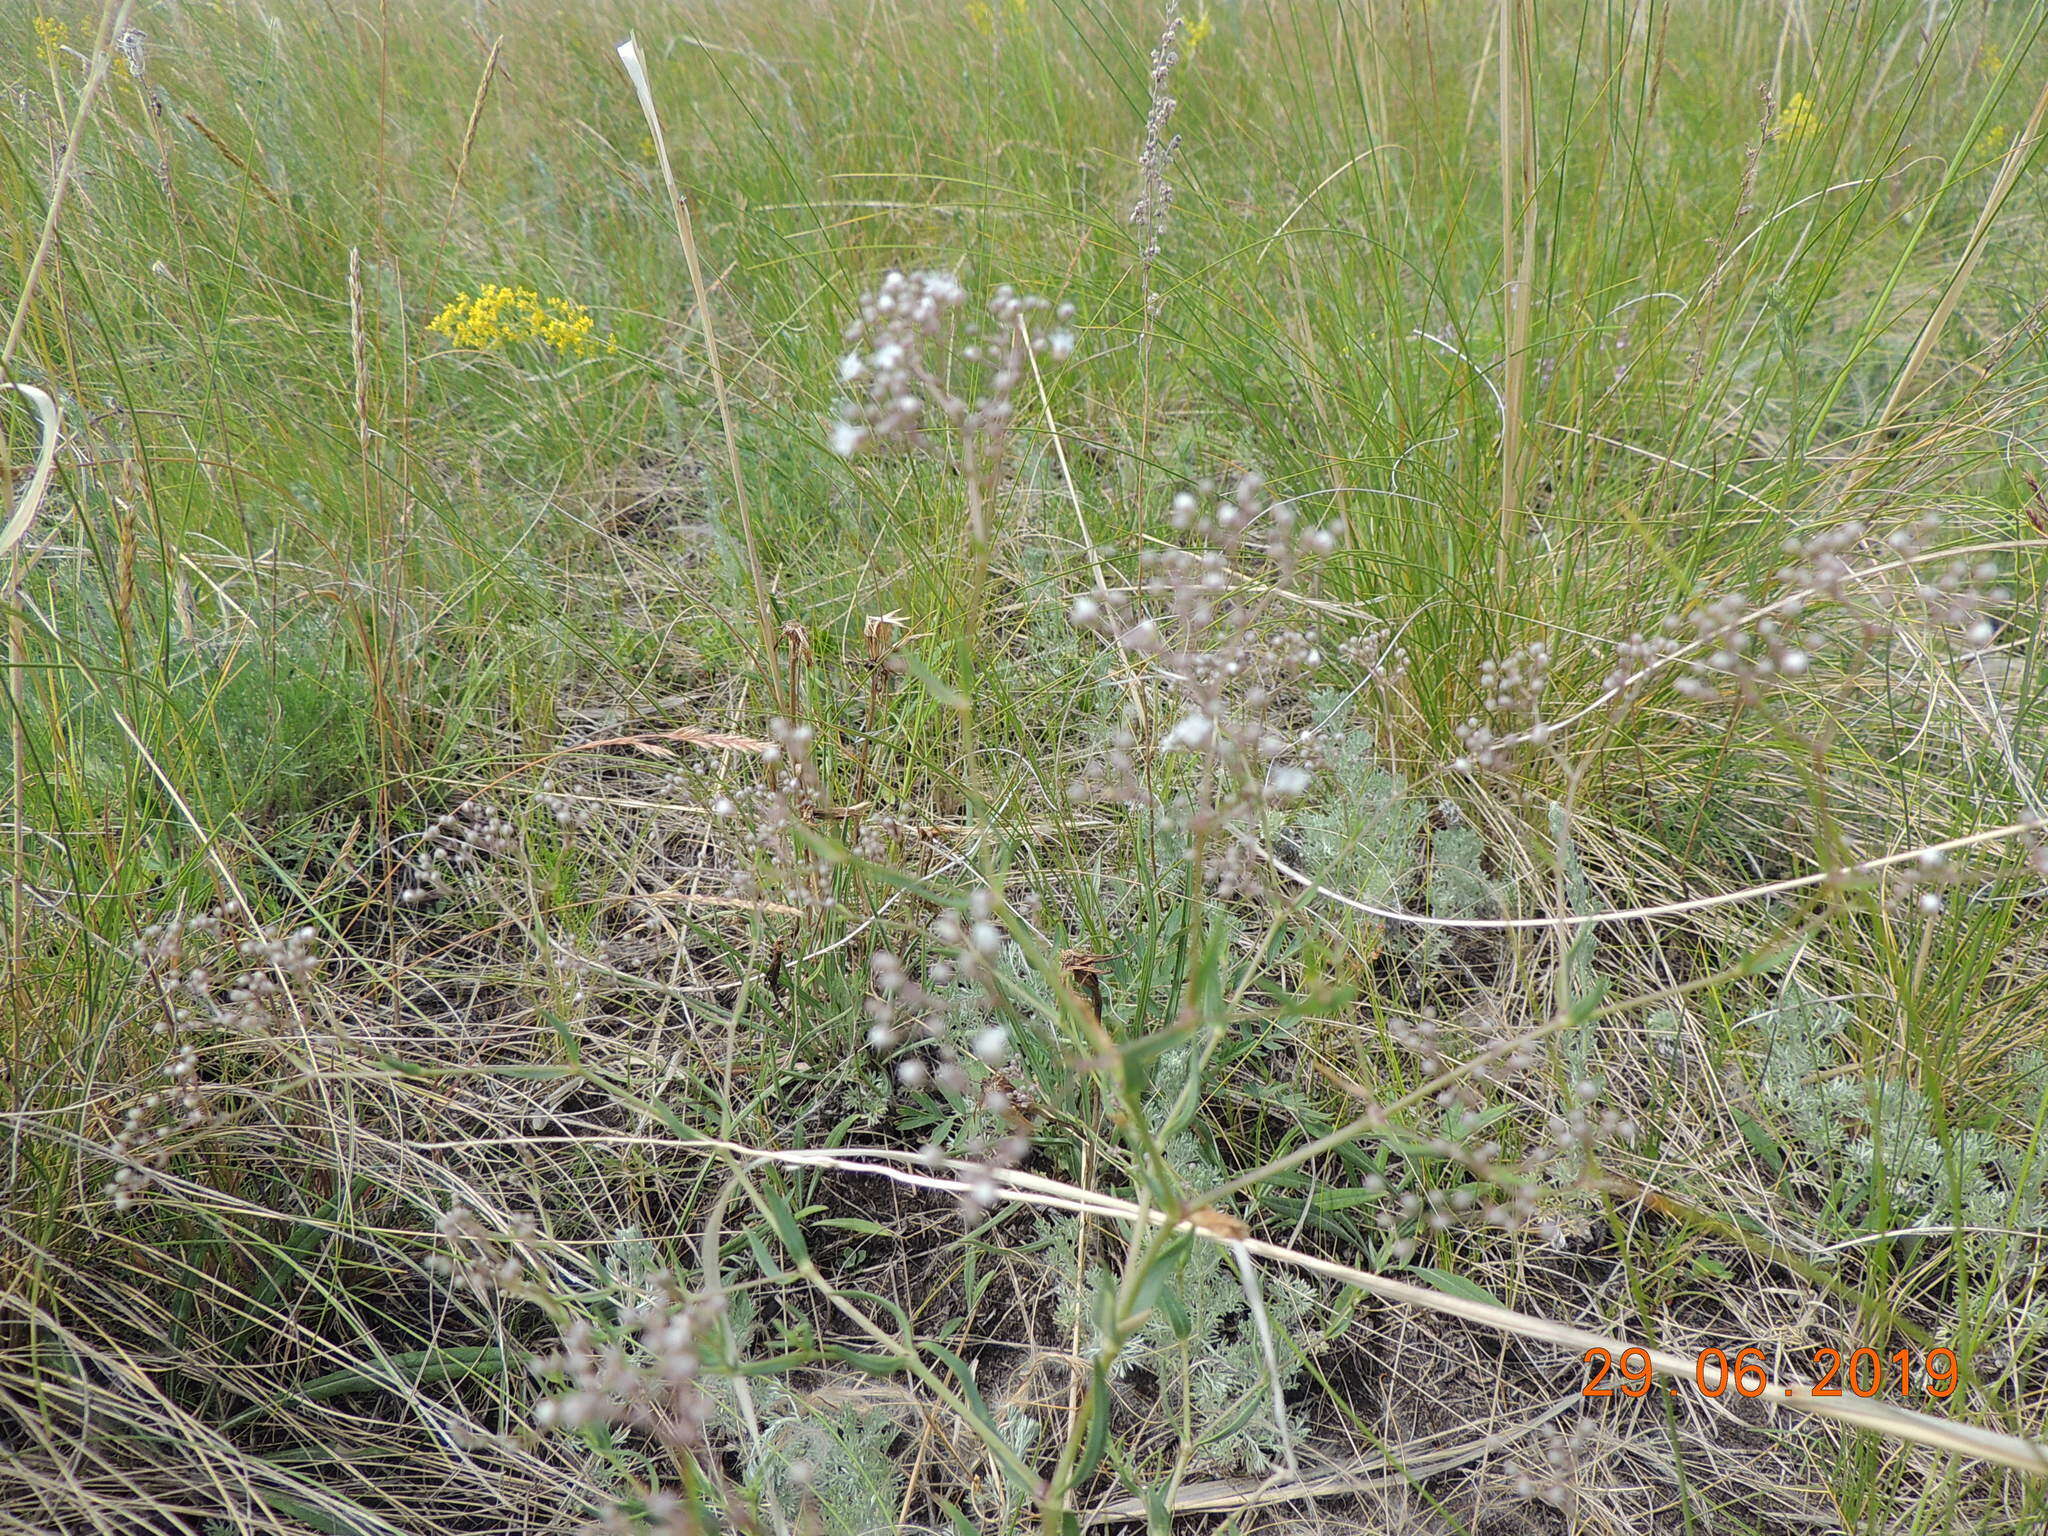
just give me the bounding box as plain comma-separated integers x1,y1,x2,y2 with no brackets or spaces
616,37,784,715
1878,72,2048,429
1241,816,2039,934
394,1131,2048,1479
4,0,134,999
1495,0,1537,588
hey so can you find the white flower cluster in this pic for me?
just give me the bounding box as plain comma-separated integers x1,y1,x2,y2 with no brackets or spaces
1672,591,1813,702
399,800,520,905
1453,641,1554,773
529,1295,717,1450
1070,474,1342,896
722,716,837,913
110,904,325,1210
829,271,1076,538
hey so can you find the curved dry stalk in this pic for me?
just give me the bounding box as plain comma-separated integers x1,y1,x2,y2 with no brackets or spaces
804,1149,2048,1477
1878,75,2048,428
1238,816,2039,932
2,382,61,975
370,1132,2048,1479
0,384,58,558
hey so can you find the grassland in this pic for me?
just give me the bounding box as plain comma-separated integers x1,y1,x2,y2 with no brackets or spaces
7,0,2048,1531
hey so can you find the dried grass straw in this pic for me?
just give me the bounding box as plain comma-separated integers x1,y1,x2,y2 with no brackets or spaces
663,1137,2048,1477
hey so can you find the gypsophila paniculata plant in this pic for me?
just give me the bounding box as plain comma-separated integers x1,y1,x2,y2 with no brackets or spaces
1069,473,1341,897
830,270,1075,544
430,1205,547,1297
1500,1418,1598,1511
1348,1004,1640,1261
527,1286,722,1450
397,799,521,904
426,1212,758,1534
1446,512,2019,785
715,716,840,911
111,904,323,1210
861,898,1046,1216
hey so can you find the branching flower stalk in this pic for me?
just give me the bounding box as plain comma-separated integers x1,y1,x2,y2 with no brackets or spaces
830,270,1075,805
1130,1,1183,457
1496,0,1538,593
1068,474,1339,902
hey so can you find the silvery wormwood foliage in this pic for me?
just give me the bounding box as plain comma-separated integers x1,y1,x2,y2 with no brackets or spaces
1755,978,2042,1231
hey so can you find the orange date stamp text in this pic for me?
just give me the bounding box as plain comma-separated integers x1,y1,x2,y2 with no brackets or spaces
1583,1346,1959,1400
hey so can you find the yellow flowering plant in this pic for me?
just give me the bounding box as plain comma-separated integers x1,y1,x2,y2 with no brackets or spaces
33,14,67,66
427,284,615,358
1773,91,1821,142
967,0,1027,38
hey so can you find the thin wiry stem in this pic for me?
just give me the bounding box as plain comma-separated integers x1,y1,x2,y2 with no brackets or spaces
617,37,784,716
1495,0,1537,589
1240,816,2041,934
4,0,134,1021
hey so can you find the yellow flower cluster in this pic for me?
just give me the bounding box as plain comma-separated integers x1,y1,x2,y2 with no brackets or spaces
1774,91,1821,142
1184,7,1215,51
966,0,1028,37
427,284,614,357
33,14,67,65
